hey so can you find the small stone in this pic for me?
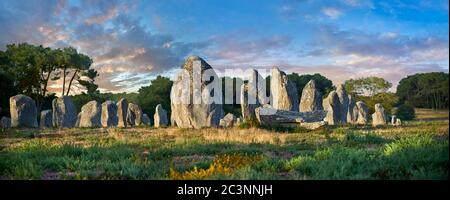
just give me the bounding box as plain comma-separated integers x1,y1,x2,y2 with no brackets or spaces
39,110,53,129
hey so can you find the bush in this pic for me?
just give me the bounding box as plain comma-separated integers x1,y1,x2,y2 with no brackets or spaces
396,104,415,120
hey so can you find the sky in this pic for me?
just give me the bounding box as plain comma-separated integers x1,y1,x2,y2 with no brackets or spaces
0,0,448,94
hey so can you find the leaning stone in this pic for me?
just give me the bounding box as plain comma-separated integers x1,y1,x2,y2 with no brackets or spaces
356,101,369,125
372,103,388,127
116,98,128,128
127,103,143,126
270,67,299,111
170,56,224,128
101,101,118,127
142,114,151,126
10,94,38,128
299,80,323,112
79,101,102,128
154,104,168,128
219,113,237,128
0,116,11,128
52,96,77,128
39,110,53,129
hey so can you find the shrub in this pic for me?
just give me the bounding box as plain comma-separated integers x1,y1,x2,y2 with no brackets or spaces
395,104,416,120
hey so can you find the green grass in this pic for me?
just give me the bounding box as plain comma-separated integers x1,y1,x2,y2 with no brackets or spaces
0,119,448,180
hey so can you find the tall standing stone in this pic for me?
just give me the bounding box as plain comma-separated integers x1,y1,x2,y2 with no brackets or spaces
0,116,11,128
170,56,224,128
271,67,299,111
39,110,53,129
52,96,77,128
299,80,323,112
154,104,168,128
372,103,388,127
355,101,369,125
116,98,128,128
127,103,143,126
336,84,349,123
9,94,38,128
101,101,118,127
79,101,102,128
347,95,358,124
323,91,341,125
240,83,260,122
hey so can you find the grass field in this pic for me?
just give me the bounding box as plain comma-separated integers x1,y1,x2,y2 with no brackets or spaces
0,110,448,180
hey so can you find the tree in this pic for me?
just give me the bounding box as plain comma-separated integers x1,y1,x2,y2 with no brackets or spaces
0,71,18,117
137,76,173,121
345,77,392,96
397,72,449,109
287,73,334,98
395,104,415,120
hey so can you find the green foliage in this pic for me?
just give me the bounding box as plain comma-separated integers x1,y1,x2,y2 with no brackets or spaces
345,76,392,96
137,76,173,120
396,72,449,109
285,135,448,179
0,120,448,180
287,73,334,98
395,104,416,120
356,92,399,114
0,71,18,117
0,43,97,111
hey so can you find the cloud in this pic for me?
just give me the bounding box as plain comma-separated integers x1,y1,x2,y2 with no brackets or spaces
321,7,343,19
0,0,208,93
306,25,449,60
204,31,292,65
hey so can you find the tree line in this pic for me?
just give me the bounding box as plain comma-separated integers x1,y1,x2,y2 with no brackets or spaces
1,43,448,121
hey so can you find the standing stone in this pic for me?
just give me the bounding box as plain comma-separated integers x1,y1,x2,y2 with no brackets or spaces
52,96,77,128
127,103,143,126
391,115,402,126
142,114,151,126
170,56,224,129
323,91,341,125
101,101,118,127
39,110,53,129
75,113,81,127
9,94,38,128
240,83,260,122
154,104,168,128
79,101,101,128
271,67,299,111
299,80,323,112
336,84,349,123
235,117,243,127
116,98,128,128
372,103,388,127
356,101,369,125
347,95,358,124
0,116,11,128
219,113,237,128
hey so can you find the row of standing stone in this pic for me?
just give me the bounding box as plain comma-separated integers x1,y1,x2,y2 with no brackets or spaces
238,67,399,127
0,95,169,128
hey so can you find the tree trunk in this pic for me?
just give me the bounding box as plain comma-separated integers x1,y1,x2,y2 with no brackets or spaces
62,67,67,96
66,69,79,96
